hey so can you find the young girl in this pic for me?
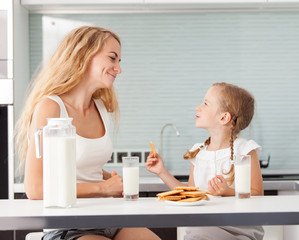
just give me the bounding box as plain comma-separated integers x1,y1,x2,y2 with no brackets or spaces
146,82,264,240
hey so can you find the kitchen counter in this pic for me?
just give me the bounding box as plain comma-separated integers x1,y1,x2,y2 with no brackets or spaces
14,178,299,194
140,178,299,192
1,195,299,230
103,166,299,178
14,166,299,194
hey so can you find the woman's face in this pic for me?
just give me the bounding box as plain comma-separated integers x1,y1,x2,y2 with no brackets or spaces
195,86,223,129
85,37,122,89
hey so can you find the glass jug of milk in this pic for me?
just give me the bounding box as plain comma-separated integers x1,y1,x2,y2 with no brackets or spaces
35,118,76,208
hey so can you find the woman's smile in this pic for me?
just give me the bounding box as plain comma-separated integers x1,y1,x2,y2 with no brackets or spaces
108,72,117,79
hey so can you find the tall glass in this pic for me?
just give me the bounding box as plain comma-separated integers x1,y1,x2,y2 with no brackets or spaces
122,157,139,200
234,155,251,199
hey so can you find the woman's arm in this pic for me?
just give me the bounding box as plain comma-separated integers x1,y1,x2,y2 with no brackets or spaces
76,174,123,198
103,169,112,180
24,98,60,200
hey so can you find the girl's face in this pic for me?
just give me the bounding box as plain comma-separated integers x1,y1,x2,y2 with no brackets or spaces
195,86,223,129
85,37,122,89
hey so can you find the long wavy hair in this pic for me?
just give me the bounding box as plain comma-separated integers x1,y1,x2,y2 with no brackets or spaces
184,82,255,185
15,26,121,173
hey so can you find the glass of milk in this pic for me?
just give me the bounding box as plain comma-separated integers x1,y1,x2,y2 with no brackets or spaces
122,157,139,200
234,155,251,199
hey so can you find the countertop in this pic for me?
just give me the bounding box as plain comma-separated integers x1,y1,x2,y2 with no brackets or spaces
14,177,299,193
103,166,299,177
1,195,299,230
14,166,299,194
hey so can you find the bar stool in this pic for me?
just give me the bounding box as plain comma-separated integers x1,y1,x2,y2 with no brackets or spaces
25,232,43,240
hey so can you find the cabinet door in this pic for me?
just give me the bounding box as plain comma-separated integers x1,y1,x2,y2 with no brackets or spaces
269,0,299,2
0,79,13,104
145,0,266,3
0,10,8,60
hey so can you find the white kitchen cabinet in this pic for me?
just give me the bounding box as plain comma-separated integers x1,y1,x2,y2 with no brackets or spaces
21,0,299,13
21,0,143,3
21,0,144,13
269,0,299,2
19,0,278,13
0,79,13,104
144,0,268,11
0,0,13,79
145,0,266,3
266,0,299,9
0,0,14,202
267,0,299,6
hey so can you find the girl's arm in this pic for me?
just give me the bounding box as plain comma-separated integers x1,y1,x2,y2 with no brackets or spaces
24,99,123,200
249,149,264,196
146,152,187,190
188,164,195,186
208,149,264,196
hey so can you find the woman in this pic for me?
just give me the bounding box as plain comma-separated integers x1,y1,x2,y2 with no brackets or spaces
16,26,160,240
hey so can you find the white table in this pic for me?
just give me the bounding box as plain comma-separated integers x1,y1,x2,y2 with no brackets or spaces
1,195,299,230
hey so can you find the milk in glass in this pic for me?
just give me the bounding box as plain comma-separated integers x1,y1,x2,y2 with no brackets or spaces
122,157,139,200
123,167,139,195
234,155,251,199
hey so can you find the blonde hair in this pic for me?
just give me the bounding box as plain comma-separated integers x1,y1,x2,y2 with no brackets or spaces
15,26,121,172
184,82,255,185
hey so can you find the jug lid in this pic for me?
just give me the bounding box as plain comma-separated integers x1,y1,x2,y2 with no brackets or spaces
46,118,73,125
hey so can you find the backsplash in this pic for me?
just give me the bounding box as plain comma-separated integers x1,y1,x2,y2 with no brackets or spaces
108,150,150,165
27,11,299,172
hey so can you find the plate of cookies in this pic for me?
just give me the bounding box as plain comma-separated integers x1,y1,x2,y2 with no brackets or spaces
157,186,211,206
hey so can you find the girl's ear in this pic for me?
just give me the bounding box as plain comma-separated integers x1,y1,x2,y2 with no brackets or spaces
220,112,232,125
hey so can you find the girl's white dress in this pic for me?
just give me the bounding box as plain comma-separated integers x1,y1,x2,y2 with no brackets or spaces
185,137,264,240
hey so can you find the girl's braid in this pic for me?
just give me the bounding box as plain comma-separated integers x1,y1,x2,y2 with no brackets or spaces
183,136,211,160
230,116,238,161
226,115,238,186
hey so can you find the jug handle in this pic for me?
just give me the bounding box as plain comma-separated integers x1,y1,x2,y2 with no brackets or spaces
35,127,43,159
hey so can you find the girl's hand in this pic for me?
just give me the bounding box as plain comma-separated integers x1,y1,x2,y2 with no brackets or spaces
102,171,123,198
208,175,231,196
145,152,165,176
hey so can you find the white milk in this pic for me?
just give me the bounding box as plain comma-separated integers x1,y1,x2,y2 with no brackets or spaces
43,136,76,208
235,164,251,194
123,167,139,195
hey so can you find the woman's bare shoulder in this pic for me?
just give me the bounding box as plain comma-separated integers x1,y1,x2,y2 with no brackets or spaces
32,97,61,122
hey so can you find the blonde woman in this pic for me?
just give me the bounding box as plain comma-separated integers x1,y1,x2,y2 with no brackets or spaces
16,26,160,240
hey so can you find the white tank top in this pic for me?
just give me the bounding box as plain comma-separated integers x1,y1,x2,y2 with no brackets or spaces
47,95,113,183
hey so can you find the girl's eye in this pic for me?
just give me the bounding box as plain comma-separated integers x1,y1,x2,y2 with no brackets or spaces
109,56,116,61
204,102,207,106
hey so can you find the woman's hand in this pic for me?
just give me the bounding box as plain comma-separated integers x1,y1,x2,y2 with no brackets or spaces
101,171,123,198
145,152,166,176
208,175,234,196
